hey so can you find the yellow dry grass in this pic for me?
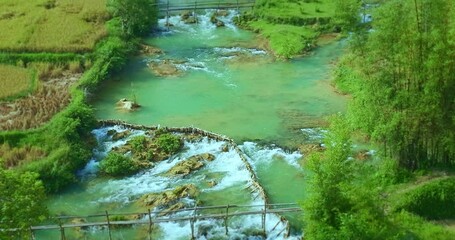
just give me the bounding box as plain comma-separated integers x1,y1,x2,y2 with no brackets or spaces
0,0,108,53
0,64,34,99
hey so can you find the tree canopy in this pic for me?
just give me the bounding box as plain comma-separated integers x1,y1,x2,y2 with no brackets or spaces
338,0,455,169
0,169,47,238
107,0,158,37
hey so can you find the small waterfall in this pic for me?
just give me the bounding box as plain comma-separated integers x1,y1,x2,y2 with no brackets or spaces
57,124,301,239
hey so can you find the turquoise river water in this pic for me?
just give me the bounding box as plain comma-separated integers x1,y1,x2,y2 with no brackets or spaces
40,9,347,240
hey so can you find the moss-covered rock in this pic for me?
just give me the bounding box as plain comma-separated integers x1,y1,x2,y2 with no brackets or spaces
137,184,199,210
147,60,181,77
184,16,198,24
110,130,131,141
180,10,192,20
166,153,215,176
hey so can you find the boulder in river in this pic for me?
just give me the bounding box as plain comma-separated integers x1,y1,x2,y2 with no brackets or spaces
137,184,199,210
184,16,198,24
140,44,163,56
116,98,141,111
180,10,192,20
166,153,215,176
147,59,182,77
110,129,131,141
210,13,225,27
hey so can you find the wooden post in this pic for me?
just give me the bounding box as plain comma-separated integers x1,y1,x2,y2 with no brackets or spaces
194,1,198,24
105,211,112,240
190,218,195,240
58,219,66,240
224,205,229,235
29,226,35,240
236,0,240,21
166,0,170,31
261,202,267,237
148,209,153,240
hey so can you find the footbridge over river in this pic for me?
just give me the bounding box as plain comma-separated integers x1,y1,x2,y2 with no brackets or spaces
6,203,301,240
154,0,256,13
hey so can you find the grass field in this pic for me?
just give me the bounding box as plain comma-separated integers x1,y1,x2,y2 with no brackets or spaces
254,0,335,19
0,64,35,100
0,0,108,53
240,0,336,58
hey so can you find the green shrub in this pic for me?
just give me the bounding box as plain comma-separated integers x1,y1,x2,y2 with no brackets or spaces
99,152,139,176
155,134,182,154
128,135,147,153
394,178,455,220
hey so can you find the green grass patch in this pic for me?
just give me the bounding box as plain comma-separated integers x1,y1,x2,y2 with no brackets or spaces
0,0,108,53
0,64,36,100
249,20,318,58
237,0,336,58
255,0,335,19
393,177,455,220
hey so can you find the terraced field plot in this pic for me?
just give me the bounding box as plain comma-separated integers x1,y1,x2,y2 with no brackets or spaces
0,0,108,52
0,64,34,100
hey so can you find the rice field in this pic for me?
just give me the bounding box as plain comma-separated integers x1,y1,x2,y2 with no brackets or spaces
0,64,34,100
0,73,81,131
0,0,108,53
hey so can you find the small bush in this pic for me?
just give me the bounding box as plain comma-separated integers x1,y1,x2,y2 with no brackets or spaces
128,135,147,153
394,178,455,220
99,152,139,176
155,134,182,154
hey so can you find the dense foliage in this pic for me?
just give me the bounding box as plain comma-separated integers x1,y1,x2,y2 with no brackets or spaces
99,152,140,176
394,177,455,220
107,0,158,37
336,0,455,169
0,169,47,238
156,133,182,154
302,116,391,239
302,116,455,239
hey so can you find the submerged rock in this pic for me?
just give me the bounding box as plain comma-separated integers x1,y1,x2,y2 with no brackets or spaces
140,44,163,56
111,130,131,141
166,153,215,176
147,59,182,77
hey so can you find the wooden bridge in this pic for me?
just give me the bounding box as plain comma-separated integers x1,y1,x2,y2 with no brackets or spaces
153,0,256,12
1,121,303,239
9,203,301,239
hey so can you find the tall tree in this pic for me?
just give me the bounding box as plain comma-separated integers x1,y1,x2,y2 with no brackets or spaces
333,0,361,32
346,0,455,169
302,115,390,239
107,0,158,37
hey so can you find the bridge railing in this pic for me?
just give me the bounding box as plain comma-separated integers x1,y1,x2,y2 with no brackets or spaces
152,0,256,12
5,203,301,240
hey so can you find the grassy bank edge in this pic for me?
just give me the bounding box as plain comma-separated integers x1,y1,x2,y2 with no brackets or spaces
0,21,139,192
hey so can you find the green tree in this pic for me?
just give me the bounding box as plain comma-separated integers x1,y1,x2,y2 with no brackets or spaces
0,169,47,238
302,115,390,239
343,0,455,169
107,0,158,37
333,0,361,32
